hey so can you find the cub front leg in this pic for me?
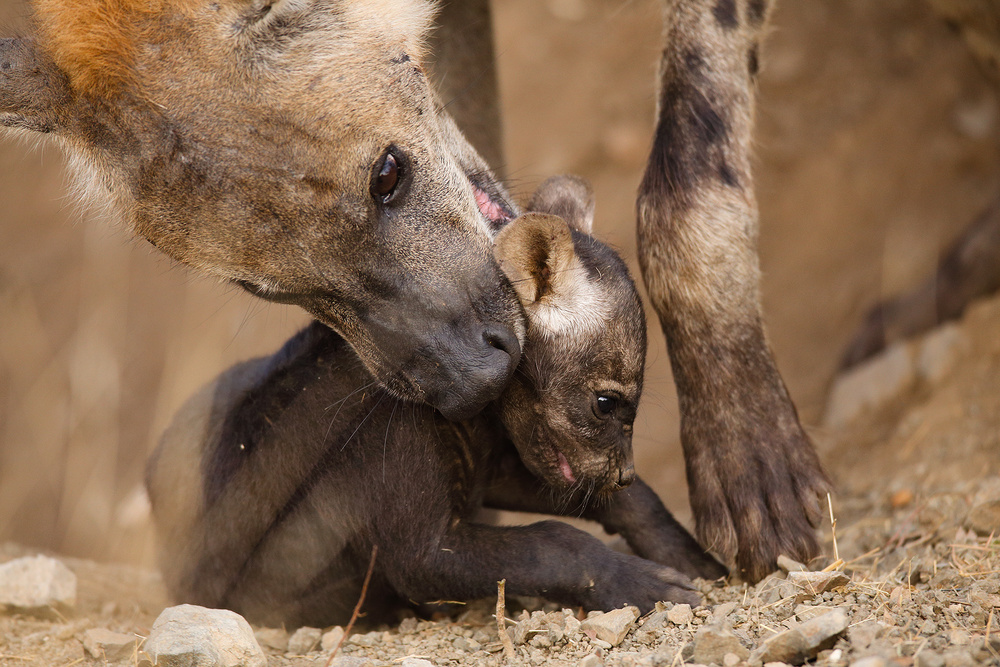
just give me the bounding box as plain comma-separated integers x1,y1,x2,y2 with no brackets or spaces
380,520,699,613
483,456,724,582
637,0,829,581
587,478,728,582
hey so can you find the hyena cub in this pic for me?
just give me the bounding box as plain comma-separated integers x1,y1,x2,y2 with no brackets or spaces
146,176,725,628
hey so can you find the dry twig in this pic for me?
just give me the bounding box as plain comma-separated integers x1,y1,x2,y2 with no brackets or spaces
325,545,378,667
496,579,515,663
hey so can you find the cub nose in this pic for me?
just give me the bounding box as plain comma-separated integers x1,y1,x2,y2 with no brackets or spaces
617,464,636,489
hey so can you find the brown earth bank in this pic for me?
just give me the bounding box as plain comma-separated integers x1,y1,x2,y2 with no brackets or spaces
1,0,1000,665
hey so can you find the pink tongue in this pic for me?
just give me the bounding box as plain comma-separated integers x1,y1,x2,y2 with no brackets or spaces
473,185,509,224
556,450,576,484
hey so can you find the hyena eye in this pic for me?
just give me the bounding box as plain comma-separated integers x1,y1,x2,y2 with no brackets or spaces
370,146,407,204
594,394,618,417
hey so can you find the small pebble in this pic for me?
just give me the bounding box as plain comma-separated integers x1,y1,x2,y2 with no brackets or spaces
254,627,288,652
580,606,639,647
667,603,693,625
400,659,434,667
82,628,138,662
849,658,888,667
321,626,345,651
287,626,322,654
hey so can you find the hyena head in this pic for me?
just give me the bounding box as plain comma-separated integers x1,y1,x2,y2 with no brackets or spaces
496,176,647,493
0,0,523,419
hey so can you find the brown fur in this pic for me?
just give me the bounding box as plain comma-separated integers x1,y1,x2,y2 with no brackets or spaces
33,0,207,99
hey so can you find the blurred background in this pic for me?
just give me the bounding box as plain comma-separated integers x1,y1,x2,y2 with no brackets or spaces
0,0,998,567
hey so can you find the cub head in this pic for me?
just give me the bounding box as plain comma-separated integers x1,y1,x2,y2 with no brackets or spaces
495,176,646,494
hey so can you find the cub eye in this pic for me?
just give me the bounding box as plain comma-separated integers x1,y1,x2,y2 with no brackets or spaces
370,147,406,204
594,394,618,417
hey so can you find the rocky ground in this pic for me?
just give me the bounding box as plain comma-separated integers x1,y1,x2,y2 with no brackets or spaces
1,292,999,667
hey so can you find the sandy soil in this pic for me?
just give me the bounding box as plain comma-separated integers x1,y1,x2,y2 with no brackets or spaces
1,0,999,665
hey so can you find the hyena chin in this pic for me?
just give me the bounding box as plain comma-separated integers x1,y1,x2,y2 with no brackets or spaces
146,175,726,628
0,0,523,420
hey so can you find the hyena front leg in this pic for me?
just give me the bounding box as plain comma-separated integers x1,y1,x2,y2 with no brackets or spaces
637,0,830,582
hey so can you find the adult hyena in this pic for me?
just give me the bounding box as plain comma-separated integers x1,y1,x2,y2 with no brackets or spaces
0,0,828,580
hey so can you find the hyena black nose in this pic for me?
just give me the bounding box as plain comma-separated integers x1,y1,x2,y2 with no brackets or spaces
617,464,636,488
433,322,522,422
483,323,521,367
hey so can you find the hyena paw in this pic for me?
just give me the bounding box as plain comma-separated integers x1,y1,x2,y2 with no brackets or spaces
687,415,830,583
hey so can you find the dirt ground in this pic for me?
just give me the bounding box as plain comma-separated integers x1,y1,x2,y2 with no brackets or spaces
1,0,999,665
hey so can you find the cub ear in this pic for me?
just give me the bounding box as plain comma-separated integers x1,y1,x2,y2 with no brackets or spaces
494,212,577,306
0,38,73,134
527,174,595,235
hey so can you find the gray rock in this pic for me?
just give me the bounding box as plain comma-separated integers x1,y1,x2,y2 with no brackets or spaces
580,606,639,647
749,607,849,665
287,626,322,654
966,500,1000,536
825,342,915,428
0,555,76,617
691,623,749,665
667,603,693,625
253,628,288,652
786,571,850,601
579,654,604,667
82,628,138,662
321,626,345,651
140,604,266,667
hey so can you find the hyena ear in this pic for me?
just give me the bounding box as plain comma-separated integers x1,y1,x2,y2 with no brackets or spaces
527,174,595,235
0,38,74,134
494,212,578,306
